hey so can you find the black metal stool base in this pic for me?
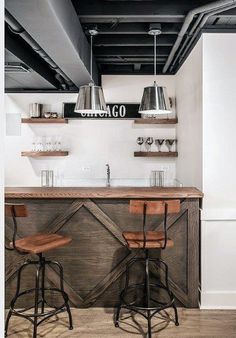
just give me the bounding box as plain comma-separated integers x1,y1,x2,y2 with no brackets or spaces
5,253,73,338
115,250,179,338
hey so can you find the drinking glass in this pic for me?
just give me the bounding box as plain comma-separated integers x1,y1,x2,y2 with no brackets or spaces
170,139,176,152
137,137,144,151
45,137,51,152
165,139,175,152
150,170,165,187
36,137,43,152
32,138,36,152
145,137,154,152
41,170,54,187
55,136,62,151
155,139,165,152
56,141,62,151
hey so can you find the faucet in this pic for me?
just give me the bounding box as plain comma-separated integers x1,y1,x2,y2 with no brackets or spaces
106,164,111,187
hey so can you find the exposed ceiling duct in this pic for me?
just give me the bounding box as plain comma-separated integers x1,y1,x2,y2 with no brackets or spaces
170,2,236,72
5,24,61,89
5,62,30,73
5,49,56,90
163,0,236,73
5,0,98,87
5,10,74,90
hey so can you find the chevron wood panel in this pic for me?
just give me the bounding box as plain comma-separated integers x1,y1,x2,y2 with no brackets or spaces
5,198,200,308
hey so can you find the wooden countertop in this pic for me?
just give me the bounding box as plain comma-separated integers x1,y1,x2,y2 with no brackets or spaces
5,187,203,199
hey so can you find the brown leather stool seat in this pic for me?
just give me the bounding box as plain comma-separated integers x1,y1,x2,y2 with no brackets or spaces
10,233,72,254
123,230,174,249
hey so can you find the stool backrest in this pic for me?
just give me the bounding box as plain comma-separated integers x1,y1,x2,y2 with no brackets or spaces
5,204,27,218
129,200,180,215
129,200,180,249
5,203,27,253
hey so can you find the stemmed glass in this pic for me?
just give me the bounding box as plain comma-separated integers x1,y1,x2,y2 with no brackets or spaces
155,139,165,152
145,137,154,152
32,137,36,152
45,137,52,152
137,137,144,151
55,136,62,151
165,139,175,152
36,137,43,152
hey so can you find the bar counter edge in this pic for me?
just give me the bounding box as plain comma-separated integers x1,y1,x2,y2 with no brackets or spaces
5,186,203,199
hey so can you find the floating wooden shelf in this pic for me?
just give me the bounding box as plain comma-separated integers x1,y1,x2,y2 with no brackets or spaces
21,151,69,157
134,118,178,125
21,118,68,124
134,151,178,157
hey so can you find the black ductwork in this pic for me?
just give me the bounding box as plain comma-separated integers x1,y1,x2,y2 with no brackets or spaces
5,24,61,89
5,0,98,87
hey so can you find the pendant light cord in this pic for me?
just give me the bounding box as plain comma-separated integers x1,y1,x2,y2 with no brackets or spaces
154,33,157,77
90,34,93,82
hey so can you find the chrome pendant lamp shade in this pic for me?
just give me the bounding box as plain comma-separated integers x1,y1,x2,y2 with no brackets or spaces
74,83,107,114
139,82,171,115
139,26,172,115
74,30,107,115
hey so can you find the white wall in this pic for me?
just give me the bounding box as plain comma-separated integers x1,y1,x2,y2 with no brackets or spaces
176,33,236,309
5,75,177,187
201,33,236,309
176,38,203,190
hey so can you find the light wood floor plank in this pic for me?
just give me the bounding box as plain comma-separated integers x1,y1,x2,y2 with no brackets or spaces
5,308,236,338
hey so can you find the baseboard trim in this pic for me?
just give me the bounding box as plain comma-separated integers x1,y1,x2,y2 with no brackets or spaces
200,291,236,309
201,209,236,221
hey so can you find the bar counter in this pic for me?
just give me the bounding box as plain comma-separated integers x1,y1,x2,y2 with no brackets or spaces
5,186,203,309
5,186,203,199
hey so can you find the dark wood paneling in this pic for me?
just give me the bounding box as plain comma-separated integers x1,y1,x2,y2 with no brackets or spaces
5,198,200,308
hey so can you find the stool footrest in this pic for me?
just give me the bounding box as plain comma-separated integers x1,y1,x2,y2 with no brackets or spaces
5,254,73,338
10,287,69,319
120,283,175,312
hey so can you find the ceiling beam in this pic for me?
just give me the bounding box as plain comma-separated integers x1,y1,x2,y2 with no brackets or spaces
94,46,171,56
202,26,236,33
100,64,165,75
98,61,164,65
83,23,182,35
73,0,211,16
96,57,167,63
93,34,176,46
79,15,184,24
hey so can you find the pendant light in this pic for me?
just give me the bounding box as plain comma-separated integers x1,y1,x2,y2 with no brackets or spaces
74,29,107,115
139,26,172,115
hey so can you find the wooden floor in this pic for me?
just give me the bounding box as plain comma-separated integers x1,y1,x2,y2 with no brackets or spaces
5,308,236,338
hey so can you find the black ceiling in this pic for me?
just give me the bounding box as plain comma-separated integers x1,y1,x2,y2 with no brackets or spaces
72,0,236,75
4,0,236,91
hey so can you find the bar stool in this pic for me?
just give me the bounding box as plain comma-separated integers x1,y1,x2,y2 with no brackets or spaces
5,203,73,338
115,199,180,338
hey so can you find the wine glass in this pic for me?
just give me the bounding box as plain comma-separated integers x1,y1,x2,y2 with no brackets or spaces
45,137,52,152
145,137,154,152
32,137,36,152
155,139,165,152
170,139,176,152
165,139,175,152
36,137,43,152
55,136,62,151
137,137,144,151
